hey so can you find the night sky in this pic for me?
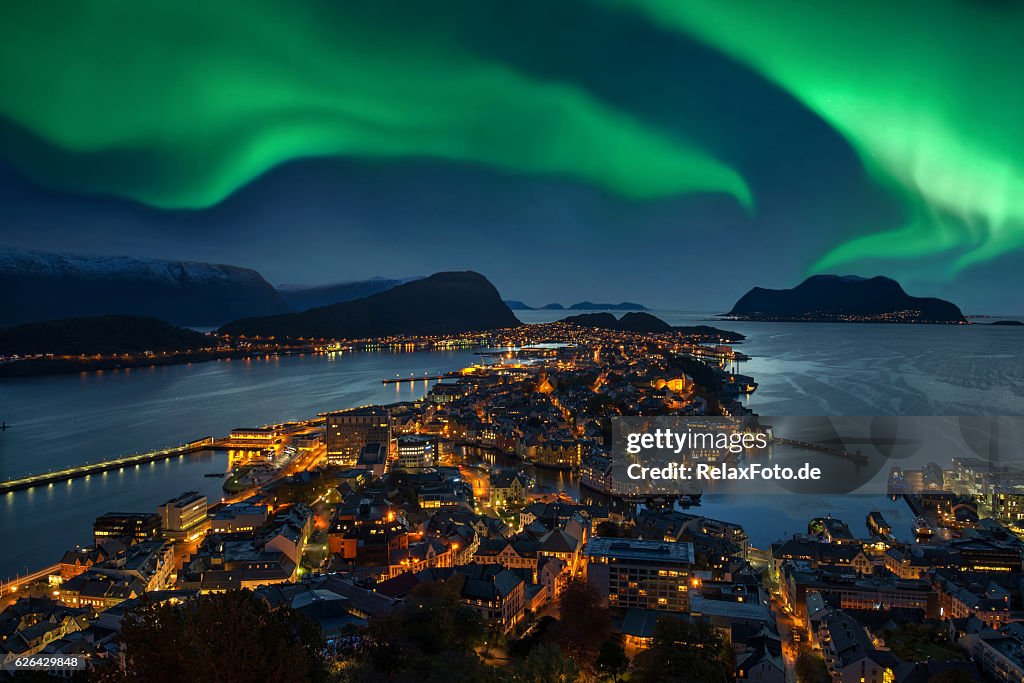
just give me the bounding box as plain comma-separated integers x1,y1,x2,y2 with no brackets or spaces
2,0,1022,312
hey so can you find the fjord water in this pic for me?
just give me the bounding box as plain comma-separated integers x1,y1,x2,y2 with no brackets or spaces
0,349,483,579
1,315,1022,579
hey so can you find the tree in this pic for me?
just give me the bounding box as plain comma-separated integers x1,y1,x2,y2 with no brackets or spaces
514,643,579,683
94,590,328,683
795,651,830,683
631,618,731,683
552,578,612,661
346,576,494,682
595,639,629,682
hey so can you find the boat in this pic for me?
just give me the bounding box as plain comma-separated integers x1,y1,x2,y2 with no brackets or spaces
680,493,703,507
866,511,892,539
204,472,227,478
913,517,934,537
725,374,758,394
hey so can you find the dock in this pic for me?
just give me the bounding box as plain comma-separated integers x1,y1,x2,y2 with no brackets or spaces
381,373,457,384
772,437,868,463
0,437,214,494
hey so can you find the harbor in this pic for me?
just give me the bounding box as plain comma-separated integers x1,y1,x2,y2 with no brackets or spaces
0,438,215,494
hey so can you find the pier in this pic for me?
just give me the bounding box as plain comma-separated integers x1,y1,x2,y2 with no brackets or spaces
772,437,868,463
0,437,214,494
381,373,457,384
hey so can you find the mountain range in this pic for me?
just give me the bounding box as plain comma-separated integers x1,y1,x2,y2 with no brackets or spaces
0,248,288,327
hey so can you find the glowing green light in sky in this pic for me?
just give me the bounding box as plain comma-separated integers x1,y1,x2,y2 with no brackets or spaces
612,0,1024,271
0,1,749,209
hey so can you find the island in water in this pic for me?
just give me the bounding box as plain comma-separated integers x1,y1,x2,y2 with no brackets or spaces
726,274,967,323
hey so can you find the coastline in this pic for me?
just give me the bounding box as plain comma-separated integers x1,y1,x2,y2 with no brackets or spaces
0,347,317,378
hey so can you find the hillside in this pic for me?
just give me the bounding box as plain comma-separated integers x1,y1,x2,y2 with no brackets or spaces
0,315,213,357
279,277,422,311
559,312,743,340
0,248,288,326
221,271,520,339
728,275,965,323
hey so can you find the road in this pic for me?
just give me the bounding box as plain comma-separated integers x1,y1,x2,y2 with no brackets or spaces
0,563,61,608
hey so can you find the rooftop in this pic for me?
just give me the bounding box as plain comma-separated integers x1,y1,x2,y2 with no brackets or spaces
585,537,693,564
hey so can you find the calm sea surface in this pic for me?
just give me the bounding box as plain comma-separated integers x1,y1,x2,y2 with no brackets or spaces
1,313,1022,579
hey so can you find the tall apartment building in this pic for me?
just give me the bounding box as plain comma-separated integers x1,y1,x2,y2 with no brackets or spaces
157,491,208,540
93,512,162,546
396,434,435,470
585,538,694,612
325,407,392,466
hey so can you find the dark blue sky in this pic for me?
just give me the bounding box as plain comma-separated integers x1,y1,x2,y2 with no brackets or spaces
1,0,1021,313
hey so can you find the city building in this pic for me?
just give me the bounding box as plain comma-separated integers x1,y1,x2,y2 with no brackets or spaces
93,512,161,546
585,538,694,612
396,434,435,471
357,442,388,478
960,618,1024,682
58,541,124,581
209,503,268,534
157,491,208,540
57,571,146,611
178,537,297,590
224,426,285,449
261,504,314,565
325,407,392,466
293,430,324,451
779,561,939,619
414,564,526,633
88,540,176,592
488,470,529,508
817,610,899,683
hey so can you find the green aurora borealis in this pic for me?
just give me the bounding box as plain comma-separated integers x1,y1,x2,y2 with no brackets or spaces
1,0,1023,279
0,1,749,209
609,0,1024,274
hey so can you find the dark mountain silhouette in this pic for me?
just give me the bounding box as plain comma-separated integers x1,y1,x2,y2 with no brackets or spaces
0,315,212,356
728,275,965,323
0,248,288,327
504,301,647,311
220,271,520,339
560,312,620,328
279,277,422,311
568,301,647,311
559,312,743,340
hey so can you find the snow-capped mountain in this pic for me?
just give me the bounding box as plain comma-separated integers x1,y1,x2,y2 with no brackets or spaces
0,248,289,326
